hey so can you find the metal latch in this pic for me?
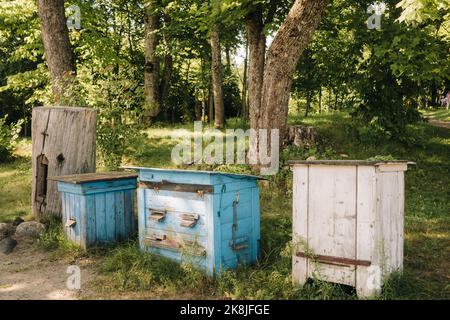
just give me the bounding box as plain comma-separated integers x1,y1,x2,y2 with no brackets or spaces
180,213,199,228
149,209,166,222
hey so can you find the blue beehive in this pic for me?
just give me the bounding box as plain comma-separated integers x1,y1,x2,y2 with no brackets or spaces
51,172,138,249
125,167,262,275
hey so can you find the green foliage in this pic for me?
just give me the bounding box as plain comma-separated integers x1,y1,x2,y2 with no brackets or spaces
85,68,145,169
0,116,23,162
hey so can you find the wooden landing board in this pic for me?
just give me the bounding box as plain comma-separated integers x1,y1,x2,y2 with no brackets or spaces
49,172,138,184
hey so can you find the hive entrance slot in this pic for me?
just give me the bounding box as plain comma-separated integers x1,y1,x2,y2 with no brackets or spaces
149,209,166,222
36,154,49,203
180,213,199,228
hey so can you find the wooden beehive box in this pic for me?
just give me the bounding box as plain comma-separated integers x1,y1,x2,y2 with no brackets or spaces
288,160,412,298
125,167,262,275
50,172,138,249
32,107,96,218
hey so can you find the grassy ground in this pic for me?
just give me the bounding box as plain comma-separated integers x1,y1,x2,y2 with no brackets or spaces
1,112,448,299
421,108,450,122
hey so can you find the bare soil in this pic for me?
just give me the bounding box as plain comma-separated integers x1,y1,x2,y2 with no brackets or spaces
0,238,95,300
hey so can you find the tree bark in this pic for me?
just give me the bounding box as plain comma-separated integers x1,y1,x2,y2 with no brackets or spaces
246,6,266,131
210,24,224,128
258,0,326,146
37,0,76,104
208,86,214,123
242,38,249,120
159,54,172,106
305,91,311,117
143,1,160,122
318,86,322,113
32,107,96,218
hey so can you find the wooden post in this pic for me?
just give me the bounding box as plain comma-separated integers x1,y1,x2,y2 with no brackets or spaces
32,107,97,218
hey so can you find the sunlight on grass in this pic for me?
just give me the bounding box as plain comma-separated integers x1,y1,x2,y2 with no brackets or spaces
0,156,32,222
421,109,450,122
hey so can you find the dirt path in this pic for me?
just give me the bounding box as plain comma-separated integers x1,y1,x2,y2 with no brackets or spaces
429,119,450,129
0,239,95,300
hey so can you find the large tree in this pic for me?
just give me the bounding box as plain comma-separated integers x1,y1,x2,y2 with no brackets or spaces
210,0,225,128
143,0,161,122
245,4,266,131
37,0,76,104
257,0,327,146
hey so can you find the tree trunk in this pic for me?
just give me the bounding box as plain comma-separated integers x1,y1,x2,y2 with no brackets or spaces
143,1,160,122
246,6,266,131
225,45,231,70
258,0,326,148
32,107,96,219
242,38,249,120
159,54,172,107
210,24,224,128
37,0,76,104
208,86,214,123
305,91,311,117
318,87,322,113
326,87,330,112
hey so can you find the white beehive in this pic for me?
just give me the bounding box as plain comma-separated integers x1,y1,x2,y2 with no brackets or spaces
289,160,412,298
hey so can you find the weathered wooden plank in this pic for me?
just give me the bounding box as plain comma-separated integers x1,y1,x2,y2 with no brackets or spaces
115,191,125,240
95,193,106,242
49,172,137,184
85,195,96,246
105,193,116,241
292,165,309,286
355,166,378,298
124,190,134,237
32,107,96,218
251,187,261,262
139,181,214,194
307,165,356,259
146,189,206,215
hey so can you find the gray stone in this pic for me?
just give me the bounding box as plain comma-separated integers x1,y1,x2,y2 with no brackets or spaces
0,223,13,240
12,217,25,227
15,221,46,238
0,237,17,255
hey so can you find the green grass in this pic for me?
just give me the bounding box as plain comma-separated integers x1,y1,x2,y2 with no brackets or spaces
421,109,450,122
1,112,448,299
0,158,32,223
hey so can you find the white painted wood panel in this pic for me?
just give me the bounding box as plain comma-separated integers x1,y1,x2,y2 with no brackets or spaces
292,166,309,285
291,162,408,298
307,166,356,258
356,166,378,297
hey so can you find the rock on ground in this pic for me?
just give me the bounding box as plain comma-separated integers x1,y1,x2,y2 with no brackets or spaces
15,222,46,239
0,223,13,241
0,237,17,255
12,217,25,227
